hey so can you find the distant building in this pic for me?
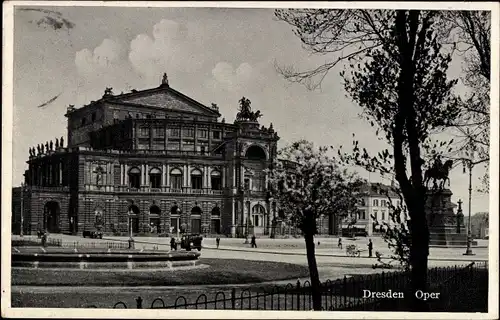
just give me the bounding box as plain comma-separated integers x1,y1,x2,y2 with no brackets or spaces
12,75,281,237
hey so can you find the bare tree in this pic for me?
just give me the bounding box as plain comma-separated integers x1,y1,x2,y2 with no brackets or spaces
275,9,462,311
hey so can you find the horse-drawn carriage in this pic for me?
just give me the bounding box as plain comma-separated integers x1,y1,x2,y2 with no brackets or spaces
346,244,363,257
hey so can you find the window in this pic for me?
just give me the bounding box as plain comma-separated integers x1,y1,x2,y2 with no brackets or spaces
140,126,149,137
252,204,265,227
359,210,366,220
167,142,180,151
213,131,221,139
149,168,162,188
373,199,379,207
154,126,165,137
91,112,96,122
168,128,180,137
170,168,183,190
81,117,87,126
244,178,250,191
183,140,195,151
373,210,378,220
191,169,203,190
211,171,222,190
199,129,208,139
381,200,386,207
183,127,195,137
128,167,141,189
381,210,386,220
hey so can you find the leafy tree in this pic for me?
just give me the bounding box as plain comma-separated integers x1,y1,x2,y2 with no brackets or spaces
275,9,463,311
267,140,364,310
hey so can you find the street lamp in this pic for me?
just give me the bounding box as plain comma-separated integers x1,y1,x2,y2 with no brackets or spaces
20,182,25,237
462,157,488,256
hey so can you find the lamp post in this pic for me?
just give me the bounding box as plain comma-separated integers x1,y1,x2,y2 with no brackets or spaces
462,157,488,256
20,182,25,237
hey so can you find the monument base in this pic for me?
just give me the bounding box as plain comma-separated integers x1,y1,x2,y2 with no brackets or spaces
426,189,477,247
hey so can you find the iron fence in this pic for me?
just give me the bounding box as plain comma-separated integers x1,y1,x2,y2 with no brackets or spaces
11,237,130,250
104,261,487,311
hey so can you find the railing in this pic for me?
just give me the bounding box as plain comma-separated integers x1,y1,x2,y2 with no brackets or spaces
103,262,488,311
109,186,225,195
29,186,69,192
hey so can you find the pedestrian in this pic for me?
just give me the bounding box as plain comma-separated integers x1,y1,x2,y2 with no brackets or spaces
216,236,220,249
338,238,343,250
368,239,373,257
170,237,177,251
251,234,257,248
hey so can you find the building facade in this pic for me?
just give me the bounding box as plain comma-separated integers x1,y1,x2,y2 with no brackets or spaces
15,75,280,237
341,182,404,236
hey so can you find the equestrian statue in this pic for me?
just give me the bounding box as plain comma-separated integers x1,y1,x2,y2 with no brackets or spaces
423,157,454,189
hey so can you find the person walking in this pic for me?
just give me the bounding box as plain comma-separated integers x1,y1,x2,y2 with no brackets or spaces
338,238,343,250
251,235,257,248
368,239,373,257
216,236,220,249
170,237,177,251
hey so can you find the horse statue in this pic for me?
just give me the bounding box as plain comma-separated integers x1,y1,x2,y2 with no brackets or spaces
423,158,454,189
236,97,252,121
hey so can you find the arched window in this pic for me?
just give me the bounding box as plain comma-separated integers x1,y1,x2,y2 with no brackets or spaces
128,167,141,189
211,206,221,216
191,169,203,190
211,170,222,190
252,204,266,227
191,206,202,215
245,145,267,160
170,168,183,190
149,167,162,188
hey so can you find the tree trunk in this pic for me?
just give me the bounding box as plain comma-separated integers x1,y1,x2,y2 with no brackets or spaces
408,201,430,311
304,232,322,310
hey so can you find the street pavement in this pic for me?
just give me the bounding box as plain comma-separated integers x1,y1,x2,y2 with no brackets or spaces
10,234,489,297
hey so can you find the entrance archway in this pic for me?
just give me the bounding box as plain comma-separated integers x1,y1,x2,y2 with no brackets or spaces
245,145,267,160
211,206,221,234
44,201,60,233
149,205,161,234
190,206,202,234
128,205,140,234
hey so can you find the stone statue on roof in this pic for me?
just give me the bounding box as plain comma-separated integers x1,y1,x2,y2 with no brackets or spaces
104,87,113,96
161,73,169,86
236,97,263,123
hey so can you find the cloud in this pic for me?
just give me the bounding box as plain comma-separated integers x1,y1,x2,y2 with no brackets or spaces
129,19,188,78
210,62,254,92
75,38,124,75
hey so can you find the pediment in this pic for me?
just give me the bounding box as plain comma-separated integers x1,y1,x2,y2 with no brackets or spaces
116,89,218,116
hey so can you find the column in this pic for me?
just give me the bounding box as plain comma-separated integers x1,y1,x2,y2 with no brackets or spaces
120,164,124,185
187,164,191,187
222,167,226,188
59,161,63,185
166,164,170,187
207,166,212,189
183,164,188,187
232,166,236,189
141,164,145,186
161,164,166,186
204,166,209,189
145,163,149,186
124,164,129,186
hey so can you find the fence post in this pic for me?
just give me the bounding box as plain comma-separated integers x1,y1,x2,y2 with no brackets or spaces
231,288,236,310
296,280,301,310
136,296,143,309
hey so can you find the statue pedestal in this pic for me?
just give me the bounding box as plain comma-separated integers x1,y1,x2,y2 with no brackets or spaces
425,189,477,247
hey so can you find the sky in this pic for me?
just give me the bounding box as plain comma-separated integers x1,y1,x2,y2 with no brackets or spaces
10,5,491,214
